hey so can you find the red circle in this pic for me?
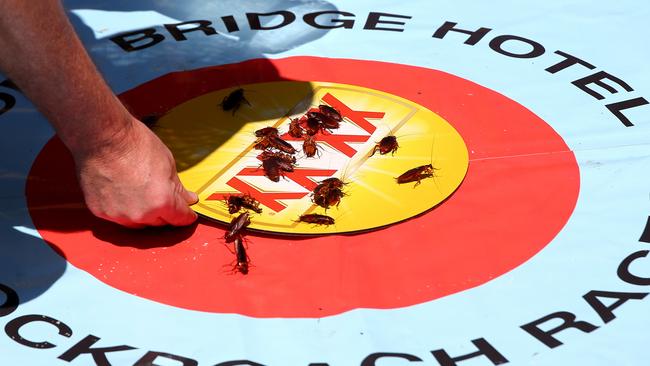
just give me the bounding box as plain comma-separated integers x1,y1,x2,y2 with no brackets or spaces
27,57,579,317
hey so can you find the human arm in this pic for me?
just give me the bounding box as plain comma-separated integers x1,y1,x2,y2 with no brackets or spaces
0,0,198,228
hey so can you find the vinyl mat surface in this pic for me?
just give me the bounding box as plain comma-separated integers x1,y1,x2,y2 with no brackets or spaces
1,1,649,365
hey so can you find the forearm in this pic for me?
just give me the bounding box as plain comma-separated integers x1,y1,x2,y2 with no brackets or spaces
0,1,198,227
0,0,133,159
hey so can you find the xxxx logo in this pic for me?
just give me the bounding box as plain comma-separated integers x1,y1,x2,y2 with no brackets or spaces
206,92,385,212
169,81,468,234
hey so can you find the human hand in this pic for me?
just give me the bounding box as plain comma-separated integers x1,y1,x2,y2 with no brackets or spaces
72,118,199,228
0,0,196,228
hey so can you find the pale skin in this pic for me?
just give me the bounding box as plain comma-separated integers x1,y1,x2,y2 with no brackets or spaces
0,0,198,228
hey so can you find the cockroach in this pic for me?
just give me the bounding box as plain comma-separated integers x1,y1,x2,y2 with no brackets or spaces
304,116,322,135
261,155,295,182
253,136,272,150
311,184,326,199
311,178,347,209
273,158,294,172
261,158,282,182
254,126,279,137
308,111,340,130
320,118,340,130
288,118,304,138
232,235,250,275
224,212,251,243
240,194,263,213
302,135,320,158
260,151,296,172
396,134,440,187
253,134,296,154
220,88,250,115
296,213,335,226
318,177,346,190
268,135,296,154
318,104,342,122
225,194,262,214
260,150,296,163
225,194,244,214
370,135,399,156
306,111,324,120
396,164,435,187
308,111,339,130
312,187,344,209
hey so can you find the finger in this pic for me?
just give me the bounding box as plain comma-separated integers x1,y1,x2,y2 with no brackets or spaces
132,208,175,227
161,195,198,227
92,210,146,229
118,221,146,229
173,175,199,205
108,211,167,228
110,217,147,229
143,217,168,227
182,189,199,205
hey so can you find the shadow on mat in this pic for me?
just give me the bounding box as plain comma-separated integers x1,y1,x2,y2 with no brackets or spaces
0,221,67,305
64,0,337,174
2,0,337,304
65,0,338,91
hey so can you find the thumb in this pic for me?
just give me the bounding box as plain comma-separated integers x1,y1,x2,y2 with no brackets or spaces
173,174,199,205
162,195,198,227
181,189,199,205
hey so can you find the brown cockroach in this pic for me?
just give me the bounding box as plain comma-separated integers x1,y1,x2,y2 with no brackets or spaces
296,213,335,226
261,154,296,182
225,194,262,214
261,158,283,182
253,136,273,150
253,134,296,154
396,164,435,187
307,111,339,131
288,118,304,138
224,212,251,243
302,135,320,158
268,135,296,154
240,194,263,213
260,151,296,172
311,178,347,209
225,194,244,214
317,177,346,190
260,150,297,164
320,118,340,130
396,134,440,187
220,88,251,115
318,104,342,122
254,126,279,137
304,116,323,135
370,135,399,156
312,187,345,209
232,235,250,275
273,158,295,173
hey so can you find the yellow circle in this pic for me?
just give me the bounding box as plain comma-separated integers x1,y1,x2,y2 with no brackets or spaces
153,81,469,234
